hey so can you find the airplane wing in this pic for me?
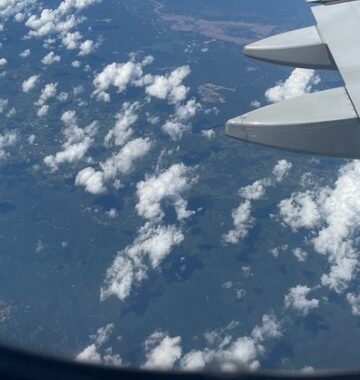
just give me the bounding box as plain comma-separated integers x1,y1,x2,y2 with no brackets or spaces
226,0,360,158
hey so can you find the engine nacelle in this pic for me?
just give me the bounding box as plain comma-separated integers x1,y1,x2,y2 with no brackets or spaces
244,26,336,70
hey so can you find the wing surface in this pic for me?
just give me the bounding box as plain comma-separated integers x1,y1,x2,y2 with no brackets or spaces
312,2,360,115
225,0,360,158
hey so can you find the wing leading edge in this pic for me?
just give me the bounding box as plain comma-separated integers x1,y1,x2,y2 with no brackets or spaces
226,0,360,158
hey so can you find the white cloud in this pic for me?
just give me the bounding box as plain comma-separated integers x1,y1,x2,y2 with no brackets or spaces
25,0,101,37
293,248,307,262
201,129,215,140
146,66,190,104
62,31,82,49
35,82,58,106
269,244,288,259
6,107,16,118
34,82,58,117
79,39,97,56
143,331,182,370
75,167,106,194
181,314,281,371
75,137,152,194
58,91,69,102
265,68,320,103
73,85,84,96
136,163,197,222
239,179,269,201
22,74,39,93
37,104,49,117
0,0,36,20
346,293,360,317
25,0,101,54
41,51,61,65
279,161,360,293
100,138,152,182
44,111,98,171
224,160,291,245
92,60,145,102
0,131,17,160
77,323,122,366
250,100,261,108
160,99,201,141
161,120,189,141
284,285,319,315
174,98,200,120
28,134,35,144
0,98,8,113
0,58,7,67
101,222,184,301
104,101,140,147
278,191,321,231
19,48,31,58
272,159,292,182
71,60,81,68
223,200,253,244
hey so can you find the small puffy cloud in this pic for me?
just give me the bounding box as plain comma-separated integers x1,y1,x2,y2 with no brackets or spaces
37,104,49,117
201,129,215,140
44,111,98,171
101,222,184,301
77,323,122,366
136,163,197,222
100,138,152,182
265,68,320,103
284,285,319,315
174,98,200,120
0,0,36,20
76,137,152,194
22,74,39,93
6,107,16,118
161,99,201,141
293,248,307,262
25,0,100,38
71,60,81,68
161,120,189,141
34,82,58,117
73,85,84,96
346,293,360,317
145,65,190,104
0,131,17,160
224,160,292,245
41,51,61,65
143,331,182,370
79,39,97,56
181,314,281,371
104,101,140,147
44,137,93,170
279,161,360,293
28,134,35,144
239,179,268,201
19,48,31,58
250,100,261,108
269,244,288,259
75,167,106,194
62,31,82,49
35,82,58,106
58,91,69,102
0,98,8,113
272,159,292,182
25,0,101,54
0,58,7,67
278,191,321,231
92,60,144,102
223,200,253,244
